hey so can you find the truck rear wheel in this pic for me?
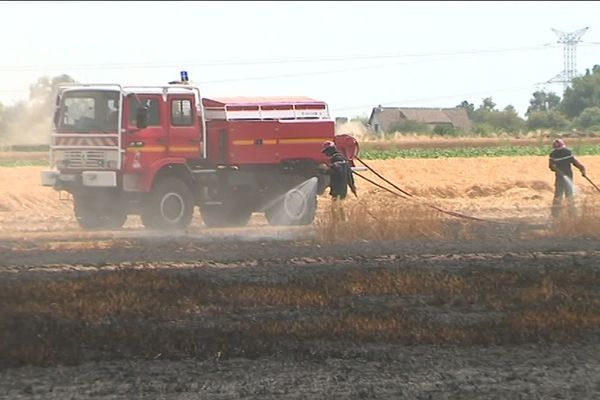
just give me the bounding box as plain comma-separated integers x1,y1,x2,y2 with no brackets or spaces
74,194,127,230
201,204,252,228
265,187,317,226
141,178,194,230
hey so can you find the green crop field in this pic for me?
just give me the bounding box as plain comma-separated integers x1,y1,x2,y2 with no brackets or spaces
0,159,49,167
2,141,600,167
359,144,600,160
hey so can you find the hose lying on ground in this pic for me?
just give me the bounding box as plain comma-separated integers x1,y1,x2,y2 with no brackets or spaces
353,155,506,224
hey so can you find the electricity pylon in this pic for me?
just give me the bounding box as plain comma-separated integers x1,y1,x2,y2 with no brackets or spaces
546,27,589,92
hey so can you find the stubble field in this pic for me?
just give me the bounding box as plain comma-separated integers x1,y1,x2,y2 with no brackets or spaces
2,153,600,399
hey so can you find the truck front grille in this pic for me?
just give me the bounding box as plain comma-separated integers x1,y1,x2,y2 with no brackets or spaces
63,150,107,169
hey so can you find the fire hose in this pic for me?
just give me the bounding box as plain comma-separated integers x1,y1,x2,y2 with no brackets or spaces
584,175,600,194
352,155,505,224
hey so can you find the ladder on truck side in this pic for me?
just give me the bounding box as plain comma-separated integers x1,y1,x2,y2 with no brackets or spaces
203,98,331,121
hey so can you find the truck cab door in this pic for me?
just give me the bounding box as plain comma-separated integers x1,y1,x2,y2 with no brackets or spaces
168,95,202,159
123,94,166,171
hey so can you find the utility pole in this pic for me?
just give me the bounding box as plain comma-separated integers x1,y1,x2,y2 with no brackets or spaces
546,27,589,92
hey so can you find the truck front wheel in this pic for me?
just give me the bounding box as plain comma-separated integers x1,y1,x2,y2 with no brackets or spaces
74,194,127,230
141,178,194,230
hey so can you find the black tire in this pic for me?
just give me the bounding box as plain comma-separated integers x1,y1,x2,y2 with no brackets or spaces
74,195,127,230
265,186,317,226
201,204,252,228
102,210,128,229
141,178,194,230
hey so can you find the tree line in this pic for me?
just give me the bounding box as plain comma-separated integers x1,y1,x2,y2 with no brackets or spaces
356,64,600,137
459,64,600,135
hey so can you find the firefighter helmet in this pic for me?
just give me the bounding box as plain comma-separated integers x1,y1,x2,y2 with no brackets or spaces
321,140,336,154
552,138,566,149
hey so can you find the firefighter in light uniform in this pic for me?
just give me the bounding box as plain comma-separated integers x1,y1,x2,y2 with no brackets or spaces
549,138,587,218
319,141,356,223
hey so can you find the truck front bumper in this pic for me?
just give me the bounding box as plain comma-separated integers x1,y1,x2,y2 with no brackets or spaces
41,170,118,189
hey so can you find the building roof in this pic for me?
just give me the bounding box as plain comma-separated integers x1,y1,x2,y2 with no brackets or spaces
368,108,402,130
438,108,472,131
397,108,453,124
368,106,472,131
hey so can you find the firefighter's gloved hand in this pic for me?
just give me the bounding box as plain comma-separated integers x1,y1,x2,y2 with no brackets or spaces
318,163,330,174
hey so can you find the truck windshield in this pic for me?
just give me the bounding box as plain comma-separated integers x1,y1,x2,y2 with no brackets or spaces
58,90,120,132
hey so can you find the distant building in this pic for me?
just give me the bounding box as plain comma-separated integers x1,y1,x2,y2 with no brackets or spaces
368,106,472,134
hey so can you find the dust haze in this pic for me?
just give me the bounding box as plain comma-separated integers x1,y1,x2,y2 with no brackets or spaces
0,75,73,149
335,119,369,141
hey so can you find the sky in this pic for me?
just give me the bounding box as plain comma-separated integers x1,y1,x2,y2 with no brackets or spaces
1,0,600,119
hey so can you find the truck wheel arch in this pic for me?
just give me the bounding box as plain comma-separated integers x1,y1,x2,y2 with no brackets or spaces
139,158,194,192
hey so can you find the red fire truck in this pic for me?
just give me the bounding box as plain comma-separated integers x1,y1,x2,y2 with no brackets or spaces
41,75,359,230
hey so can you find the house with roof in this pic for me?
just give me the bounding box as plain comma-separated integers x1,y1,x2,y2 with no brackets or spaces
368,106,472,134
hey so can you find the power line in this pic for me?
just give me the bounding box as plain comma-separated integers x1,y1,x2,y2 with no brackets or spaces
0,56,474,92
0,44,563,91
1,41,590,108
0,1,110,5
2,57,457,90
198,55,468,85
330,84,538,113
0,43,559,72
0,45,561,91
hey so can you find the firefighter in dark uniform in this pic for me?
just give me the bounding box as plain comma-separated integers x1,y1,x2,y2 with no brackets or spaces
319,141,356,222
549,138,586,218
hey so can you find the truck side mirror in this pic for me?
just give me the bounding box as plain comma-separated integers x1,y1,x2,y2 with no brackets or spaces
53,110,60,127
136,106,148,129
55,95,61,106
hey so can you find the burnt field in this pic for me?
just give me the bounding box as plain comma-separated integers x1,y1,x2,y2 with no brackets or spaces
2,156,600,398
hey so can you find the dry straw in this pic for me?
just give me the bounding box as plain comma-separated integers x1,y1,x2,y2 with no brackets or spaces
551,196,600,238
314,191,453,244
